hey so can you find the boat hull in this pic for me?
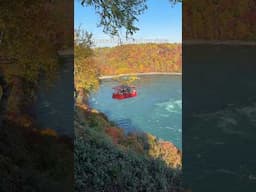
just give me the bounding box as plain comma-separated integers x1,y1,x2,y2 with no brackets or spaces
112,92,137,99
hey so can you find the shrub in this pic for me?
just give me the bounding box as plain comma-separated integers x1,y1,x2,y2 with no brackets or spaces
75,106,182,191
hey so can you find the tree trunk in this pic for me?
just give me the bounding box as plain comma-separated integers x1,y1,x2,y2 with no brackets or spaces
0,75,12,128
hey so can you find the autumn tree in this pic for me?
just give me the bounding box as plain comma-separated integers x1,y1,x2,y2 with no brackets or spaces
0,0,73,125
74,28,99,104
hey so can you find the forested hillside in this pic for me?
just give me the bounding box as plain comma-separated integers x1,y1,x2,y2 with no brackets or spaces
94,43,182,75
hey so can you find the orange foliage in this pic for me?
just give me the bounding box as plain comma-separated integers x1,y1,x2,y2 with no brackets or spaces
105,127,124,144
94,43,182,75
158,141,182,168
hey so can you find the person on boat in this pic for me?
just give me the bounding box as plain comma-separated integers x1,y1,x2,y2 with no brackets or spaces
127,87,131,93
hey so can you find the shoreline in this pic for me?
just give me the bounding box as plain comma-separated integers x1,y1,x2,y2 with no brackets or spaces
99,72,182,80
76,104,182,153
183,40,256,45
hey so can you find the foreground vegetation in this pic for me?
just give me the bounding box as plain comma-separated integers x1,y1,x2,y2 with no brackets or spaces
75,104,182,192
0,2,74,191
0,119,73,192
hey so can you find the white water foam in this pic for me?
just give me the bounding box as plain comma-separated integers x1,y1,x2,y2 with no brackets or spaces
156,99,182,114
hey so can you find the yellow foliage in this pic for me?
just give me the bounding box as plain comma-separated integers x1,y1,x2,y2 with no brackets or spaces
145,133,182,168
74,29,99,93
74,54,99,92
0,1,72,86
94,43,182,75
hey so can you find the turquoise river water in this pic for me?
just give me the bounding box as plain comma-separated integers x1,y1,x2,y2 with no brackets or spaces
88,75,182,149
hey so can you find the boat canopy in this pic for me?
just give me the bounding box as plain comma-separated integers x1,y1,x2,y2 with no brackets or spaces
112,85,137,99
112,85,136,90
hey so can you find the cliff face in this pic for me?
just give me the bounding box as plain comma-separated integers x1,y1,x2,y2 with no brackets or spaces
74,104,183,191
75,103,182,168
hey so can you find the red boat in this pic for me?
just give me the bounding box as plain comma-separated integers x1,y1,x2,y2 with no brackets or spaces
112,85,137,99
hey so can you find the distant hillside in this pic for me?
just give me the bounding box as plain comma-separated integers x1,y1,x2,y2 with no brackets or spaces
94,43,182,75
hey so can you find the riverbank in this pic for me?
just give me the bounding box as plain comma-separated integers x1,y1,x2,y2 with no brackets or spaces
75,102,182,167
99,72,182,80
75,103,183,191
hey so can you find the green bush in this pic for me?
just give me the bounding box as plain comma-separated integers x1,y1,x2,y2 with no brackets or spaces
75,133,182,192
75,107,182,192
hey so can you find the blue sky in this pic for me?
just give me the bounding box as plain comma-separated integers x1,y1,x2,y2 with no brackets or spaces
75,0,182,47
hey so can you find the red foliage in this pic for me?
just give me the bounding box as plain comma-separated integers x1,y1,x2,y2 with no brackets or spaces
105,127,124,144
